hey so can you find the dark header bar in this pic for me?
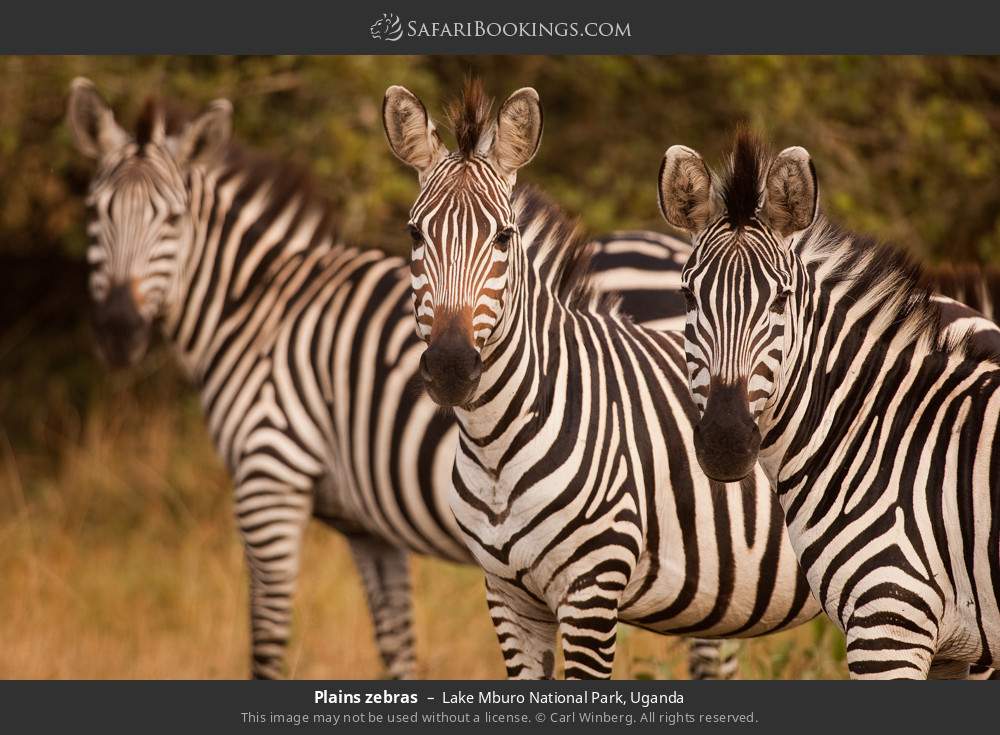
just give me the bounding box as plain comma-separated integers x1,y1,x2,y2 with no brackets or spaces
3,0,1000,54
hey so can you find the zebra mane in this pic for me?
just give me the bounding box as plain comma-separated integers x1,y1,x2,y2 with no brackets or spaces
220,143,351,291
445,77,495,159
797,218,999,363
721,127,769,229
511,185,623,427
130,97,338,235
135,96,345,293
135,96,192,148
511,184,620,314
717,128,998,364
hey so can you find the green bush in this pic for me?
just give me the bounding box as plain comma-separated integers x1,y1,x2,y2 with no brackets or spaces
2,56,999,262
2,56,999,443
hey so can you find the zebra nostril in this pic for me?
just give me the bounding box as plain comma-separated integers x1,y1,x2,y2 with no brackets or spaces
419,352,433,384
468,355,483,383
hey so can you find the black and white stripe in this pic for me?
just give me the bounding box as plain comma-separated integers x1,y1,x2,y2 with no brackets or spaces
385,82,820,680
68,80,740,679
660,132,1000,679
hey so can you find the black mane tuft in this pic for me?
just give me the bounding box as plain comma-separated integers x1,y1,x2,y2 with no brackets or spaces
445,77,494,159
721,127,769,229
135,97,191,148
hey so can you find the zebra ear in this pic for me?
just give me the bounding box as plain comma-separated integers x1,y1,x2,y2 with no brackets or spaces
383,85,446,179
67,77,128,159
488,87,542,183
174,99,233,167
763,146,818,237
658,145,719,234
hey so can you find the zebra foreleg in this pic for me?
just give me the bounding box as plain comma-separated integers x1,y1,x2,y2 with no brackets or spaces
237,478,312,679
844,623,936,680
346,534,416,679
485,577,558,679
687,638,742,680
557,583,620,680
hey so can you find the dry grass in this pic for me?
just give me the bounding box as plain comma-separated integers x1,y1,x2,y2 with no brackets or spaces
0,384,847,680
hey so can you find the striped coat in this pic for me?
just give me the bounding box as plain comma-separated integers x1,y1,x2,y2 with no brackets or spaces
659,132,1000,679
68,80,744,679
384,82,821,679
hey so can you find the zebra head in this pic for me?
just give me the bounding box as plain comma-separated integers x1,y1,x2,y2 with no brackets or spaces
67,78,232,367
658,132,818,482
383,80,543,407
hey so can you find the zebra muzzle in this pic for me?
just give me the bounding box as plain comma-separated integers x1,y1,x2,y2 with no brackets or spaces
419,330,483,408
693,379,761,482
92,283,152,368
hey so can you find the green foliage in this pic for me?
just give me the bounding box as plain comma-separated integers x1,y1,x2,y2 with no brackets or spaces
2,56,999,262
2,56,1000,446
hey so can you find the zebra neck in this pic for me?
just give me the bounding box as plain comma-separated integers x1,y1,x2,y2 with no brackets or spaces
453,253,546,460
161,159,345,381
758,237,950,499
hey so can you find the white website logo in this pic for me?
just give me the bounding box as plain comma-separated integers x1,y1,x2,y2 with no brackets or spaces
370,13,403,42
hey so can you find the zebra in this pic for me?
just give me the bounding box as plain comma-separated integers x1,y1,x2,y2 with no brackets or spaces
657,130,1000,679
65,78,735,680
383,80,821,680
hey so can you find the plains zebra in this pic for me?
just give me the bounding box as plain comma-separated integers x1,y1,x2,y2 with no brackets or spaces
383,80,820,680
658,131,1000,679
65,79,733,680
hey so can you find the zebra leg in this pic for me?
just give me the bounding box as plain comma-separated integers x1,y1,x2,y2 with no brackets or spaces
687,638,741,680
557,583,620,680
237,478,312,679
485,577,558,679
844,624,935,680
345,533,416,680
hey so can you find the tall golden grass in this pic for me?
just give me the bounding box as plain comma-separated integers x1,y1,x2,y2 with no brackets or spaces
0,370,847,679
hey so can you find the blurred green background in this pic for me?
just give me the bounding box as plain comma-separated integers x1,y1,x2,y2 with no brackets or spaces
0,56,998,678
5,56,1000,262
6,56,1000,434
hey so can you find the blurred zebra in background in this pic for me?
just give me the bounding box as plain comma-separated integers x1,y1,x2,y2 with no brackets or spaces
384,80,823,679
66,79,737,679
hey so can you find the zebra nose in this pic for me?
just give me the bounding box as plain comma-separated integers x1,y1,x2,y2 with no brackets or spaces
93,284,151,367
693,379,761,482
467,355,483,383
419,336,483,407
95,284,146,335
419,351,433,384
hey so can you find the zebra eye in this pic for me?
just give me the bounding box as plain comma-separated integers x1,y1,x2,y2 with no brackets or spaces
681,286,696,310
494,228,514,250
165,213,182,228
407,224,423,245
770,290,791,315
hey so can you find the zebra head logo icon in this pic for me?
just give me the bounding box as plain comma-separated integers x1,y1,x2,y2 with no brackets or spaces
370,13,403,42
